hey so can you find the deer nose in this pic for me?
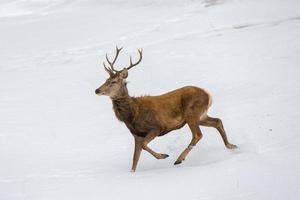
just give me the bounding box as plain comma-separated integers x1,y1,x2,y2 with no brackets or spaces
95,89,100,94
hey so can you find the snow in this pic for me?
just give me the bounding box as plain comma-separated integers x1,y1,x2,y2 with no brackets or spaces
1,0,300,199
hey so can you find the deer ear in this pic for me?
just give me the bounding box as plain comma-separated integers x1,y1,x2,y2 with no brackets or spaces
119,68,128,79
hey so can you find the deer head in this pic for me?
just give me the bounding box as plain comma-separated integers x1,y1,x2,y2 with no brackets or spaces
95,46,143,98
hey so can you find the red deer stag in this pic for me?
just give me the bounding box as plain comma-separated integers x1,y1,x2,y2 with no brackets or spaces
95,47,237,172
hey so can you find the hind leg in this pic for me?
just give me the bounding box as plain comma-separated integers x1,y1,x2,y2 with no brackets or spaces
200,116,237,149
174,120,203,165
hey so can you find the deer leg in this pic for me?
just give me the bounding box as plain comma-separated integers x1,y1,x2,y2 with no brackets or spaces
174,121,203,165
131,136,143,172
131,133,169,172
142,131,169,159
200,116,237,149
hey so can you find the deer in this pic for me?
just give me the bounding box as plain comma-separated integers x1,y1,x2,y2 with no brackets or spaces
95,46,237,172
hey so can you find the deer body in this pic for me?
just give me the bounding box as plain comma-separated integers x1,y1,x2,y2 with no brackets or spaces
95,47,237,171
112,86,210,138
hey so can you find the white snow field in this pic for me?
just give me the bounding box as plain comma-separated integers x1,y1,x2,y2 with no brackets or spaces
1,0,300,199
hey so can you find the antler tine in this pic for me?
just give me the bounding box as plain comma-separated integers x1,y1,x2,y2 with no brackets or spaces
103,62,113,76
106,46,123,72
127,49,143,70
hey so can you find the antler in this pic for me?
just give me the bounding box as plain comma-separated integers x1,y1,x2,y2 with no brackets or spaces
103,46,123,74
103,62,114,76
103,47,143,76
126,49,143,70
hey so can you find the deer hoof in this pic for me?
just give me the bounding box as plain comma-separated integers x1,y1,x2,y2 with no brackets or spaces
174,160,182,165
160,154,169,159
226,143,238,149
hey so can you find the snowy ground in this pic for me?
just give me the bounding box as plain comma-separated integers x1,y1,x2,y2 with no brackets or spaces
1,0,300,199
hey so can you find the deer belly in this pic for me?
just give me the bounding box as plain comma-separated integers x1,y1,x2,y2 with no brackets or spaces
158,116,185,136
159,121,186,136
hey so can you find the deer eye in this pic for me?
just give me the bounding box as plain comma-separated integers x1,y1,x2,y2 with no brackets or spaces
111,81,117,84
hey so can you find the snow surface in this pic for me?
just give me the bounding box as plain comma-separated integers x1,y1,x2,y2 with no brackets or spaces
1,0,300,199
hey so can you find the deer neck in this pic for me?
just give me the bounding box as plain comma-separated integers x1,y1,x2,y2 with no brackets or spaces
111,83,135,123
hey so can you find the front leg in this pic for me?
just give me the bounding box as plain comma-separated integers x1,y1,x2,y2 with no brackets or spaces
131,131,169,172
131,136,143,172
141,131,169,159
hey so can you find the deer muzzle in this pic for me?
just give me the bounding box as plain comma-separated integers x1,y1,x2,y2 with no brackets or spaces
95,88,104,95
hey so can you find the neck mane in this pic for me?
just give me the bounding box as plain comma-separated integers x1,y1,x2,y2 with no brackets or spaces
111,83,135,123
